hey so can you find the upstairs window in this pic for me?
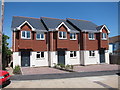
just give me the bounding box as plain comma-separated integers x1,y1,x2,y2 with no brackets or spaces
70,51,76,57
70,33,76,40
36,33,45,40
88,33,95,40
89,51,95,56
102,33,107,40
36,52,44,59
59,31,67,39
21,31,31,39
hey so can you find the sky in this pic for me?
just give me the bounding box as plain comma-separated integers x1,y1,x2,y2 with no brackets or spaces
3,2,118,48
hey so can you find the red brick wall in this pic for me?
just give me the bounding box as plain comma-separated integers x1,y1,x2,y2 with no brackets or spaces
100,28,109,50
48,25,79,51
13,24,47,52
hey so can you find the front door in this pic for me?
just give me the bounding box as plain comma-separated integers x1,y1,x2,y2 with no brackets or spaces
58,51,65,65
99,50,105,63
21,51,30,67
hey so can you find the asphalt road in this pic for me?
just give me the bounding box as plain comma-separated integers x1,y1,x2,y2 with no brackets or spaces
11,70,119,80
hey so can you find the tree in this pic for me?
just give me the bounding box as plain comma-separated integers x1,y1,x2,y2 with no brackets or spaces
2,34,12,69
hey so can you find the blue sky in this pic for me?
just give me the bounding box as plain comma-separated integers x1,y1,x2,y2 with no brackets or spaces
3,2,118,47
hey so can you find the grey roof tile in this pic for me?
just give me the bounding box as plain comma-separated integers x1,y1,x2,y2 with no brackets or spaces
66,18,98,31
11,16,47,31
41,17,78,32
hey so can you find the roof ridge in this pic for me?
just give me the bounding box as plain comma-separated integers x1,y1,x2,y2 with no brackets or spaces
67,18,91,22
41,17,65,20
13,16,40,20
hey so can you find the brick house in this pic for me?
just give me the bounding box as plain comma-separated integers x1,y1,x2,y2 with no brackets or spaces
11,16,110,67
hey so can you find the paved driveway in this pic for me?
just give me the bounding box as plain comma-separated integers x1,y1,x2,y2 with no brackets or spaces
21,67,69,75
73,64,119,72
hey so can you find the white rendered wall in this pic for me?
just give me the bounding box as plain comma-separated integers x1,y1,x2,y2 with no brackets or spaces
65,51,80,65
13,52,21,68
49,51,58,67
81,50,100,65
105,50,110,64
30,51,48,67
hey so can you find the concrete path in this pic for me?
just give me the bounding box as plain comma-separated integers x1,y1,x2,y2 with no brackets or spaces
73,64,119,72
5,75,118,88
21,67,69,75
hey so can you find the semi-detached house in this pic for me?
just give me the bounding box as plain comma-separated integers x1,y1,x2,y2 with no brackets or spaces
11,16,110,68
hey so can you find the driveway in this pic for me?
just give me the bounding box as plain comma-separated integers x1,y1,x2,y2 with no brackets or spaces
73,64,119,72
21,67,69,75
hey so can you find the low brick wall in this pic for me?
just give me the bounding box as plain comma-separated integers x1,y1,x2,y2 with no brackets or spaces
109,54,120,65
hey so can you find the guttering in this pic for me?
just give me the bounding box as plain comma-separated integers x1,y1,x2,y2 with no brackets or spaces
82,29,100,33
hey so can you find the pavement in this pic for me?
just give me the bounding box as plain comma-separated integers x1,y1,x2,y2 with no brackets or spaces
5,75,119,88
73,64,119,72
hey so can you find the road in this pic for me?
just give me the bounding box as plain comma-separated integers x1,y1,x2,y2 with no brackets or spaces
5,75,118,88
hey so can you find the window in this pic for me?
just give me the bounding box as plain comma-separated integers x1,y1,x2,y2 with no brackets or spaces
102,33,107,40
88,33,95,40
36,33,45,40
70,51,76,57
21,31,31,39
59,31,67,39
89,51,95,56
70,33,76,40
36,52,44,59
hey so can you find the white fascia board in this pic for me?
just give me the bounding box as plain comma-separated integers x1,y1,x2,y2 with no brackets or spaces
55,22,71,32
17,21,35,31
70,30,79,33
35,29,48,32
99,25,110,33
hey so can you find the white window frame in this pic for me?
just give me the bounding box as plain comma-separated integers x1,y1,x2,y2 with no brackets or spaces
70,33,76,40
89,51,95,57
36,33,45,40
58,31,67,39
88,33,95,40
102,33,107,40
36,52,44,59
70,51,77,58
21,31,31,39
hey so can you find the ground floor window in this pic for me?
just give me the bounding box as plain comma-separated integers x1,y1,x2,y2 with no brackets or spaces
89,51,95,56
36,52,44,59
70,51,76,57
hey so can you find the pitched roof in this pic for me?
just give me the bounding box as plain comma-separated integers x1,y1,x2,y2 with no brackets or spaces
109,35,120,43
11,16,47,31
41,17,78,32
66,18,98,31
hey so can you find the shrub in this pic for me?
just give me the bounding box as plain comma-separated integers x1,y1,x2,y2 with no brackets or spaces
65,64,71,70
13,65,21,74
59,64,65,69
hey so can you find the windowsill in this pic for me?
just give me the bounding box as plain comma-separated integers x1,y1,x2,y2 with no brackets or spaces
36,58,45,60
102,38,107,40
36,39,45,40
21,38,31,40
89,56,95,58
59,38,67,40
70,57,77,59
70,39,77,40
89,39,95,40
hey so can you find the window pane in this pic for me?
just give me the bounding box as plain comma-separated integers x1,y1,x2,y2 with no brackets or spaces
70,33,72,39
59,32,62,38
41,52,44,57
70,53,73,57
36,54,40,58
74,33,76,39
63,32,66,38
89,33,92,38
74,51,76,56
41,34,44,39
89,51,92,56
37,34,40,39
22,31,25,37
27,31,30,38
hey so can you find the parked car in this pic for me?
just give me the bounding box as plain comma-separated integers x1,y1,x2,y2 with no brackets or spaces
0,70,11,86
